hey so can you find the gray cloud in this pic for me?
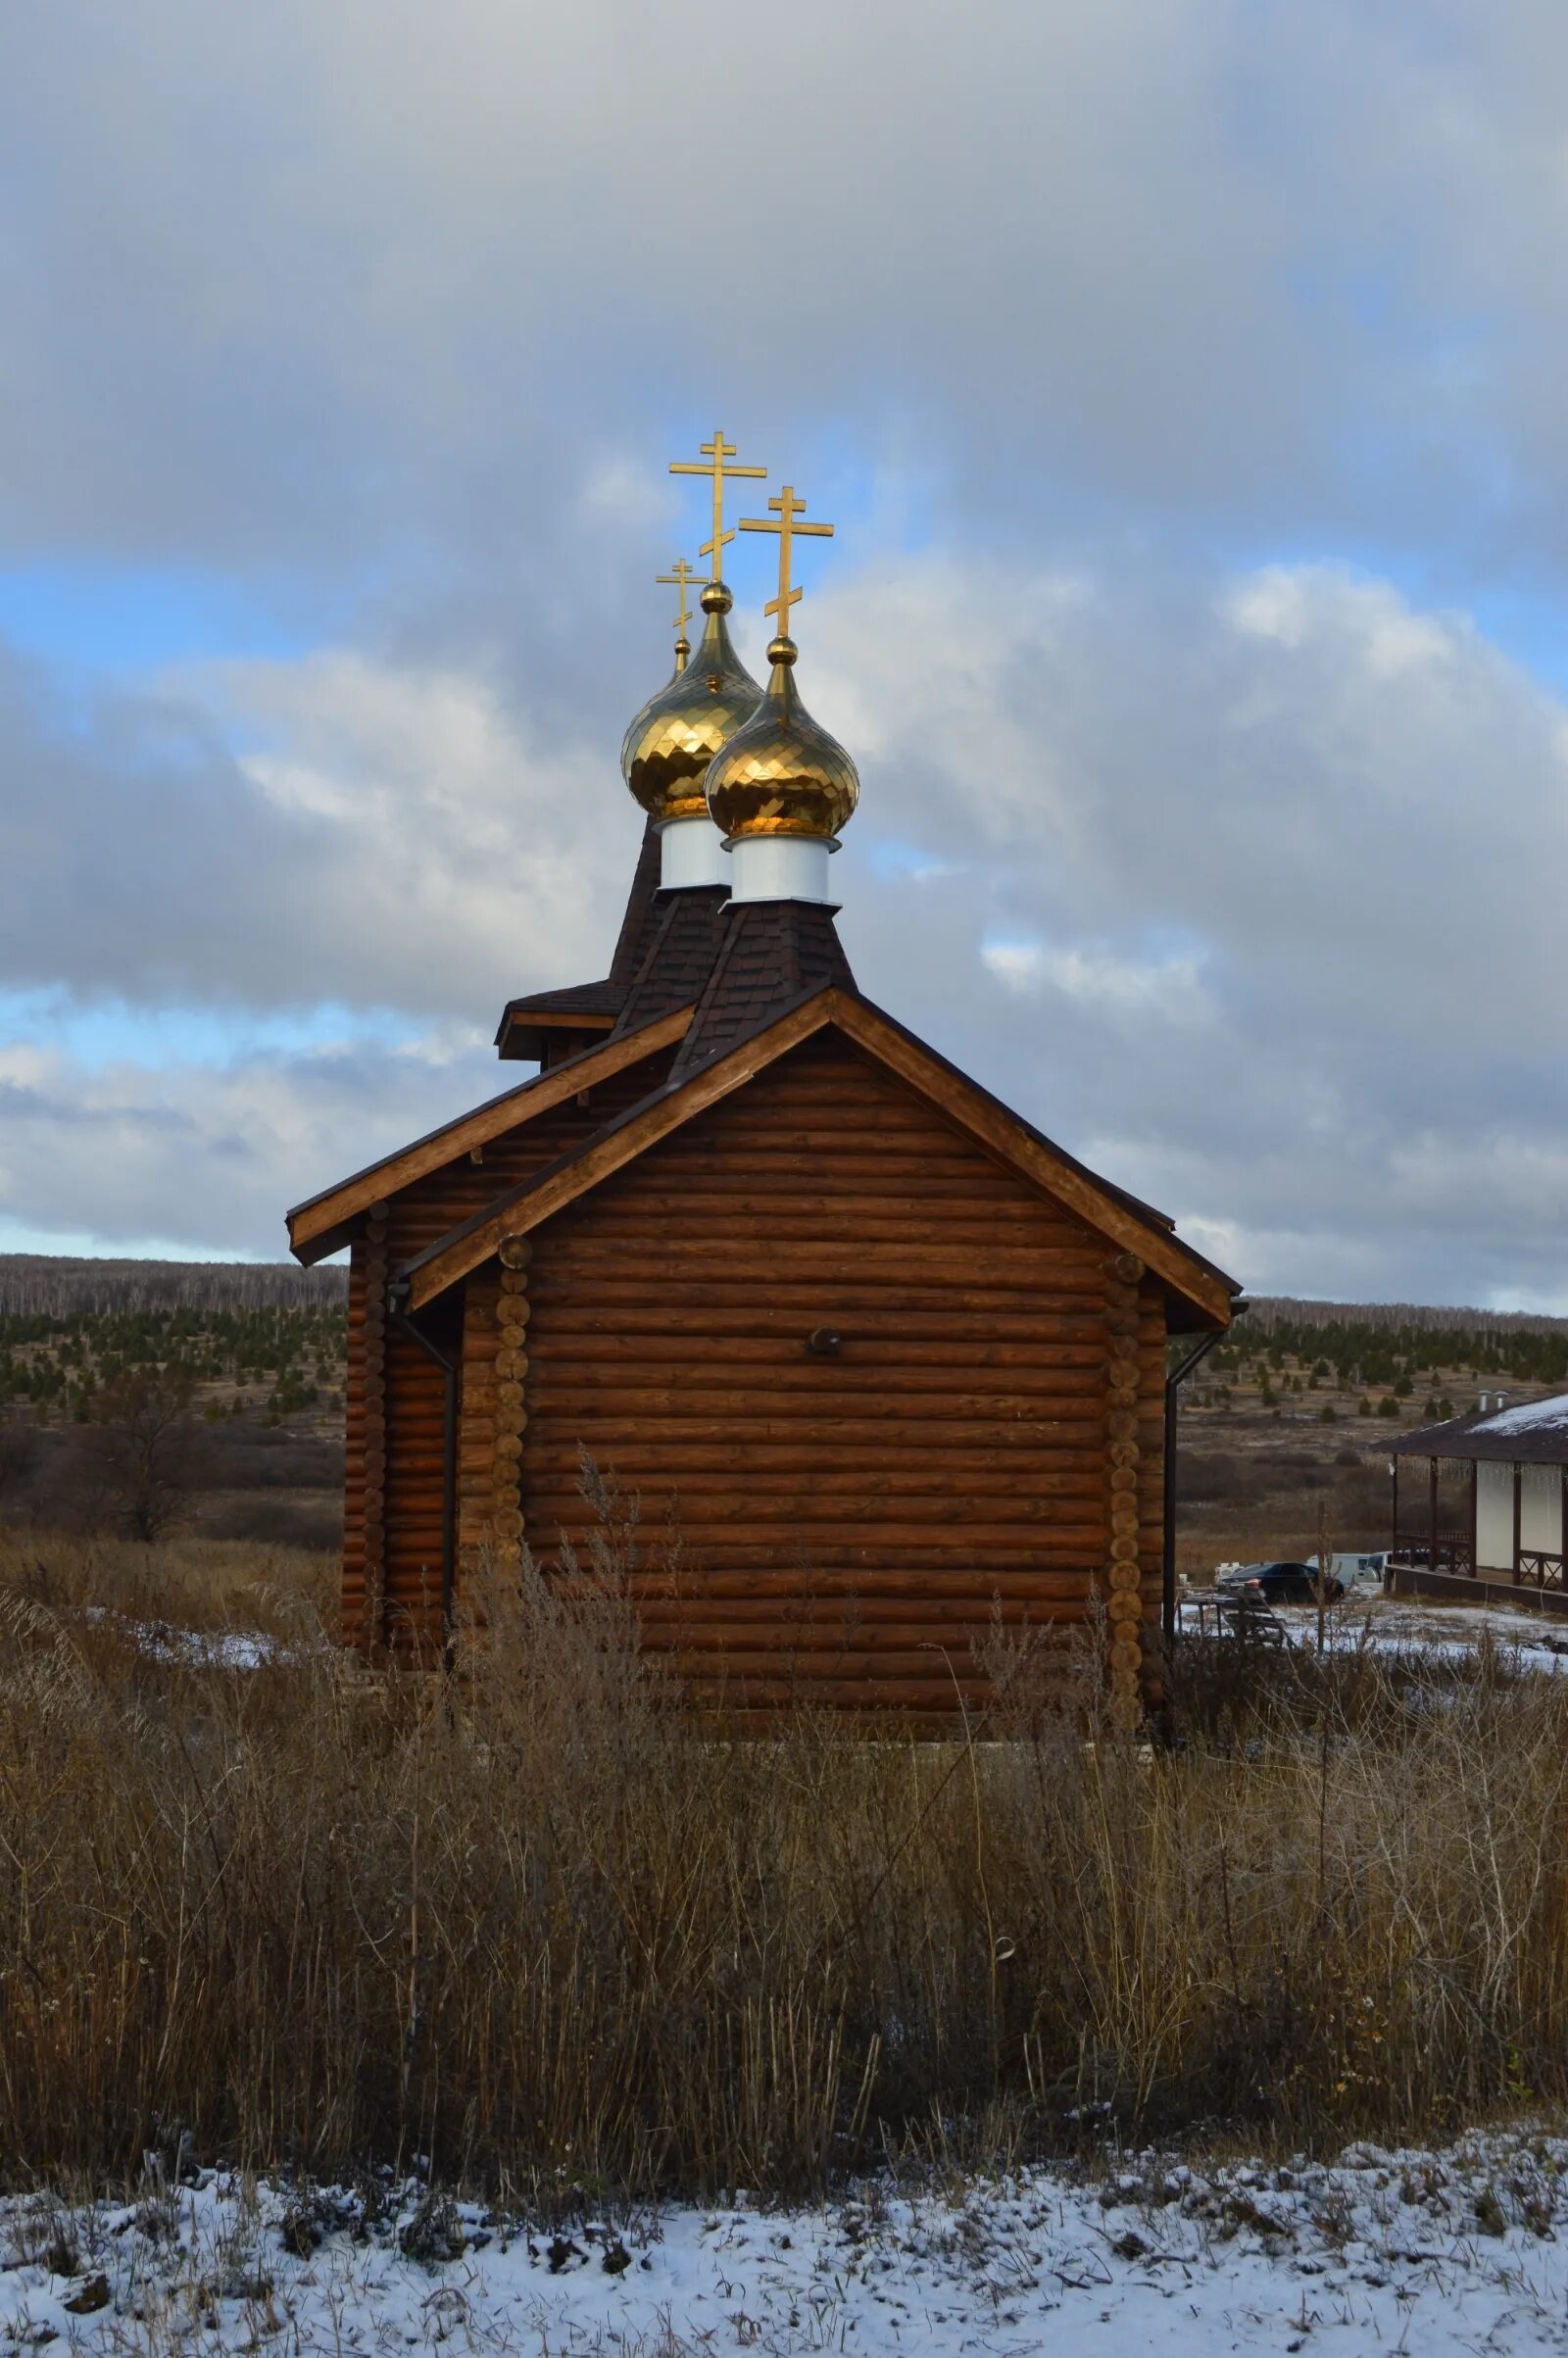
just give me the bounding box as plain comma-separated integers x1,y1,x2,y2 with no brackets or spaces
4,2,1568,589
0,638,638,1015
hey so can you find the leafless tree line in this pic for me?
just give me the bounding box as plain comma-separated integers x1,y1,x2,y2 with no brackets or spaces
1246,1295,1568,1339
0,1256,348,1317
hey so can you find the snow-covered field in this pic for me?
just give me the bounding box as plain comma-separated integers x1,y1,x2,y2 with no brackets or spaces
9,2134,1568,2356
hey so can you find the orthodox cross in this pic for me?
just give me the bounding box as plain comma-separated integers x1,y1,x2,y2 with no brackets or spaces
669,431,766,581
656,558,701,636
740,485,833,639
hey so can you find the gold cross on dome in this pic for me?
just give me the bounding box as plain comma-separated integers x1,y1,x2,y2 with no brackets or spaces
656,558,700,634
740,485,833,637
669,430,767,582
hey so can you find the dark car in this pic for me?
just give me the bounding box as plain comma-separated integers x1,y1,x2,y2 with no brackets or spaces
1227,1560,1345,1606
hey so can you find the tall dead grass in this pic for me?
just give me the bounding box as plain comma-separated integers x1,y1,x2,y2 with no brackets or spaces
3,1543,1568,2197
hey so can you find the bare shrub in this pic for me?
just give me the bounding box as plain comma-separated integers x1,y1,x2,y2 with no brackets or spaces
72,1367,199,1541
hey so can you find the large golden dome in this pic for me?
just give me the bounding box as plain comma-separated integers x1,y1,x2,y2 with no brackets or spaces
705,637,859,844
621,582,763,825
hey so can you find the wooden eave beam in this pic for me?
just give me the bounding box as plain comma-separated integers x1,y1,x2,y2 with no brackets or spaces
404,989,1238,1328
497,1007,619,1060
500,1008,617,1035
285,1005,693,1265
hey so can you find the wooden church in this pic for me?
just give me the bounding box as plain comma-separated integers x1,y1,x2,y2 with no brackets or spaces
287,435,1240,1722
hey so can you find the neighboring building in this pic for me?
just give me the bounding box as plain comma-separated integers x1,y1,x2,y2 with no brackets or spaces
286,443,1242,1720
1390,1396,1568,1591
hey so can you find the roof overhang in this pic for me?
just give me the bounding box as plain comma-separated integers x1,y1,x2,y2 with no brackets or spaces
496,1007,618,1062
284,1005,693,1266
1391,1406,1568,1466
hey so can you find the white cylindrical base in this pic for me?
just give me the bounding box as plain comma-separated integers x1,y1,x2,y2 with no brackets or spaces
728,833,834,905
658,815,728,889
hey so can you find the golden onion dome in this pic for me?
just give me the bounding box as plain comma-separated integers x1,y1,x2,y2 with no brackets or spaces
705,637,859,845
621,582,763,825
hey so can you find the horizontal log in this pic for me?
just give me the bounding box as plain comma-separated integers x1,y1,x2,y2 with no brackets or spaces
521,1487,1102,1530
564,1201,1081,1242
503,1336,1116,1371
631,1593,1103,1625
525,1365,1111,1400
607,1153,1034,1188
522,1466,1105,1502
518,1443,1111,1476
644,1566,1116,1600
523,1381,1107,1422
521,1414,1102,1448
529,1519,1103,1549
530,1542,1105,1571
525,1306,1108,1339
547,1241,1104,1278
527,1282,1099,1320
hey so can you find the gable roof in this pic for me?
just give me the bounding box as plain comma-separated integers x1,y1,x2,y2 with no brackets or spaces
399,985,1241,1329
285,1005,693,1265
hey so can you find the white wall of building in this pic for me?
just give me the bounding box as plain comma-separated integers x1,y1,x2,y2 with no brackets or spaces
1523,1463,1563,1554
1477,1460,1514,1571
1474,1459,1566,1568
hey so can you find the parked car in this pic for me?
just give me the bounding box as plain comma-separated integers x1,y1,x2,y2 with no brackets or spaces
1220,1559,1345,1606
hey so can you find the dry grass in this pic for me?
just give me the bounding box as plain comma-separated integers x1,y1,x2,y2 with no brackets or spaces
0,1529,335,1635
3,1533,1568,2201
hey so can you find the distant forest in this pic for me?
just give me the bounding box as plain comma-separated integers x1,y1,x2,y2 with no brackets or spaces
1211,1296,1568,1396
0,1257,347,1423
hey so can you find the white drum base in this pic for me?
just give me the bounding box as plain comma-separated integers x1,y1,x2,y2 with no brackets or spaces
728,834,834,905
658,816,728,890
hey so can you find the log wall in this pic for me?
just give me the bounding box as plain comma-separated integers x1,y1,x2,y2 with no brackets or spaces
340,1046,678,1646
512,1031,1171,1714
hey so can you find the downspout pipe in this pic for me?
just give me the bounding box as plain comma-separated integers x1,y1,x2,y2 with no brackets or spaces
387,1281,458,1661
1163,1300,1248,1644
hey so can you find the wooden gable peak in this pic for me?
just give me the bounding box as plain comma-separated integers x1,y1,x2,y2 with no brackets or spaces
399,985,1240,1330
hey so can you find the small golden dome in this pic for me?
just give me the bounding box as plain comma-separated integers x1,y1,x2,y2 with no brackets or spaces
705,637,859,845
621,582,763,825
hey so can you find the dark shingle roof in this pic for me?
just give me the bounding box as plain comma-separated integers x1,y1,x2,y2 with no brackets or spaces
497,978,625,1022
612,887,733,1037
668,900,855,1081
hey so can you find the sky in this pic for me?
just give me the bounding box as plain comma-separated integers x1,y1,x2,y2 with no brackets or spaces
3,1,1568,1307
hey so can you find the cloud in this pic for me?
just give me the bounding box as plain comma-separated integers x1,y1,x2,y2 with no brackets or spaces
5,1,1568,594
0,636,642,1018
0,1033,501,1258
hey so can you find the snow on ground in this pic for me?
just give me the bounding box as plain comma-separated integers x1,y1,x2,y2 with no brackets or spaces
1180,1591,1568,1668
8,2135,1568,2356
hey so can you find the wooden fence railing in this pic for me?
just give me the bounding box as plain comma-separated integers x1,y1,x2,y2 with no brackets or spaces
1393,1532,1475,1578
